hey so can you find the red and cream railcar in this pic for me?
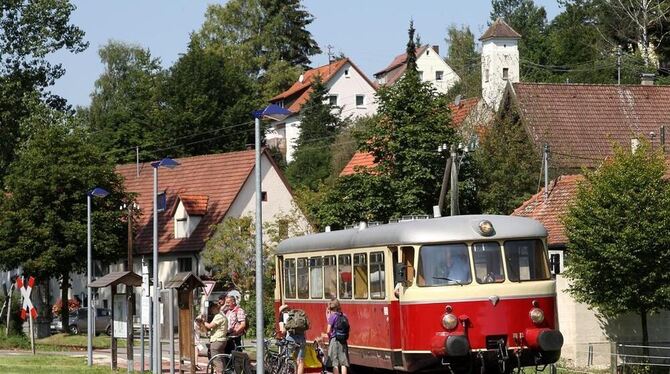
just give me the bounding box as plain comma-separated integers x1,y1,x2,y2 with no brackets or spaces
275,215,563,373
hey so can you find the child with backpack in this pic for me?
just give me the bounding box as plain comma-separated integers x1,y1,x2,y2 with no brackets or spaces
325,299,350,374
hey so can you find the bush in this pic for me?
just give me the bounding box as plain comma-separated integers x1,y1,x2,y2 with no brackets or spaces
0,330,30,349
0,292,25,335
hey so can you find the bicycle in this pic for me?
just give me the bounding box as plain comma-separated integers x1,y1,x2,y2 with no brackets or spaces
263,338,299,374
206,341,253,374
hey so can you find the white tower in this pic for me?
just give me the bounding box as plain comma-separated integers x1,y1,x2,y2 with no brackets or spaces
480,18,521,111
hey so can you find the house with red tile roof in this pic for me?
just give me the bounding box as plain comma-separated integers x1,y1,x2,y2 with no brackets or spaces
374,45,459,94
502,82,670,173
267,58,378,163
113,149,310,291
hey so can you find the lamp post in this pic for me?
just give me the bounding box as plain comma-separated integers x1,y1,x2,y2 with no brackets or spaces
151,158,179,374
87,187,109,367
252,104,291,374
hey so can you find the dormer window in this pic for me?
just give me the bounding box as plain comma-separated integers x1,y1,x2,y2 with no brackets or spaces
503,68,509,80
157,191,167,212
173,195,208,239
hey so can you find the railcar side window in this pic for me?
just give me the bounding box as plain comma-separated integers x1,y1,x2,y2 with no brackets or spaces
354,253,369,299
473,242,505,284
370,251,385,299
418,244,471,286
324,255,337,299
310,256,324,298
284,258,296,298
338,254,352,299
504,239,551,281
297,257,309,299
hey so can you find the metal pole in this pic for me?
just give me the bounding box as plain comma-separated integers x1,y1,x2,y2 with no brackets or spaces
141,308,145,372
6,284,13,336
437,155,451,215
449,145,459,216
544,144,549,201
87,194,93,366
254,117,264,374
153,166,160,374
169,290,175,374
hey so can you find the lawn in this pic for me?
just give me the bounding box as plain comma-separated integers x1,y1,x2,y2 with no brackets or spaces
0,331,126,351
0,354,114,374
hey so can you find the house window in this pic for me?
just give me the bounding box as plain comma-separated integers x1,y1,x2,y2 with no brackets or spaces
344,68,350,78
485,69,490,83
175,217,187,238
328,95,337,106
157,191,167,212
435,71,444,81
277,100,284,108
178,257,192,273
550,253,562,275
503,68,509,80
261,191,267,202
355,95,365,107
418,71,424,80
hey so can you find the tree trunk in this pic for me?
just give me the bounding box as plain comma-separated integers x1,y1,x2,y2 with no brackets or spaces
640,308,649,357
60,272,69,333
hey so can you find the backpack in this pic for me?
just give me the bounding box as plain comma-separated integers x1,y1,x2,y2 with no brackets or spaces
333,313,350,342
285,309,310,335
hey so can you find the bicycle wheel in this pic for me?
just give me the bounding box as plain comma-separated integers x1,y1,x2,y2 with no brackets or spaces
264,352,280,374
207,353,232,374
281,360,297,374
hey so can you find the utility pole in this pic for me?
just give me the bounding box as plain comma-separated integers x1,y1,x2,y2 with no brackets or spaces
617,45,622,85
437,144,451,216
450,144,459,216
543,144,550,201
661,125,666,153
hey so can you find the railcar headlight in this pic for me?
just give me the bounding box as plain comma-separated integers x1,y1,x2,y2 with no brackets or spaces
479,220,494,236
529,307,545,325
442,313,458,330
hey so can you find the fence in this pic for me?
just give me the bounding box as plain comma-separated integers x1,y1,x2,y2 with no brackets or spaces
614,342,670,373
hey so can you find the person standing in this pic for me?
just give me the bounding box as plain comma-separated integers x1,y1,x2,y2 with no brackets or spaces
201,295,228,374
325,299,349,374
224,293,247,354
278,304,308,374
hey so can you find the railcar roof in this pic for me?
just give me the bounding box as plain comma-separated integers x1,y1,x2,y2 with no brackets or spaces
277,215,547,255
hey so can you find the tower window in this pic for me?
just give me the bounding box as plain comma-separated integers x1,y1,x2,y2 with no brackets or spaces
503,68,509,80
485,69,489,83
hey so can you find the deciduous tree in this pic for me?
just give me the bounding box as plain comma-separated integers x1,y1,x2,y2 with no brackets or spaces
0,0,87,178
0,104,128,331
564,141,670,350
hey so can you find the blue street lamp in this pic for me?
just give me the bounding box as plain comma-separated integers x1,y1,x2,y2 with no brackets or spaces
151,158,179,374
252,104,291,374
87,187,109,367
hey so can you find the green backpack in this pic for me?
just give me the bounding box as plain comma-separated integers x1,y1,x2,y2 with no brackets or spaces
285,309,310,335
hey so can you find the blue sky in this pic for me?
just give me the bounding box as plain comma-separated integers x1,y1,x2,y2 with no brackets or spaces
49,0,561,107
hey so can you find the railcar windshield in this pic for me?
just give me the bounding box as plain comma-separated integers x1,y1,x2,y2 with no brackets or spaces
473,242,505,284
504,239,551,281
418,243,472,286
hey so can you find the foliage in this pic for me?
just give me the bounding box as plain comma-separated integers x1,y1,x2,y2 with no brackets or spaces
83,41,166,163
0,292,24,335
330,116,375,180
0,105,128,331
445,25,481,101
474,95,540,214
563,141,670,346
191,0,320,100
159,42,259,157
0,0,87,177
51,298,80,316
202,210,309,336
286,75,342,190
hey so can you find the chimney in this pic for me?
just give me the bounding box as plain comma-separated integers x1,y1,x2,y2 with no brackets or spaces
641,73,656,85
432,45,440,56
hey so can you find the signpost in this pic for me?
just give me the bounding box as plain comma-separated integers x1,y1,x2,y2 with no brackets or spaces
16,276,37,355
202,281,215,298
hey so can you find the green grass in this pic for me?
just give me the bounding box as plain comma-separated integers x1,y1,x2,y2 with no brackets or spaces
0,354,114,373
37,333,127,350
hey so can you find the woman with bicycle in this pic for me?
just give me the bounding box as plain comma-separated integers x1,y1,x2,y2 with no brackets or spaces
200,295,228,374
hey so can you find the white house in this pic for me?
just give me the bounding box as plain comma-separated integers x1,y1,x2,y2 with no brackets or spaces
374,45,460,94
49,149,310,320
268,58,378,163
